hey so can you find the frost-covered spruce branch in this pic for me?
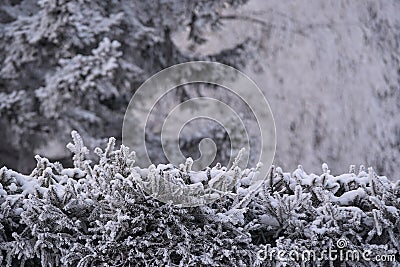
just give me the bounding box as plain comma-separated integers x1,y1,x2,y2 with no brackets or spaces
0,131,399,266
0,131,255,266
248,164,400,266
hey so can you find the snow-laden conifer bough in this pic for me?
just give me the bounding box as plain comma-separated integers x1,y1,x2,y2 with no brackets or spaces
0,131,399,266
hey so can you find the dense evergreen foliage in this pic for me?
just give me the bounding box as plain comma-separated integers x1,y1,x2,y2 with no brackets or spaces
0,132,398,266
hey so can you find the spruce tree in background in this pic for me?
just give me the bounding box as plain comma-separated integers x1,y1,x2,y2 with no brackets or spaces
0,0,255,172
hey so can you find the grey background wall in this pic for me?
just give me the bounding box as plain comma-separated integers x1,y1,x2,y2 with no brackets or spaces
175,0,400,178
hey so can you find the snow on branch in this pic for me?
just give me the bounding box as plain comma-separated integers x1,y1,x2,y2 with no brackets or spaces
0,131,399,266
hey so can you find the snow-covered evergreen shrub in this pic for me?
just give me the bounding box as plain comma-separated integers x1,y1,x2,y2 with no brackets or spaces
248,165,400,266
0,132,256,266
0,131,399,266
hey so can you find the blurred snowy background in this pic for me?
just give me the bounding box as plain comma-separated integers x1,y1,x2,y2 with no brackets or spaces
0,0,399,179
